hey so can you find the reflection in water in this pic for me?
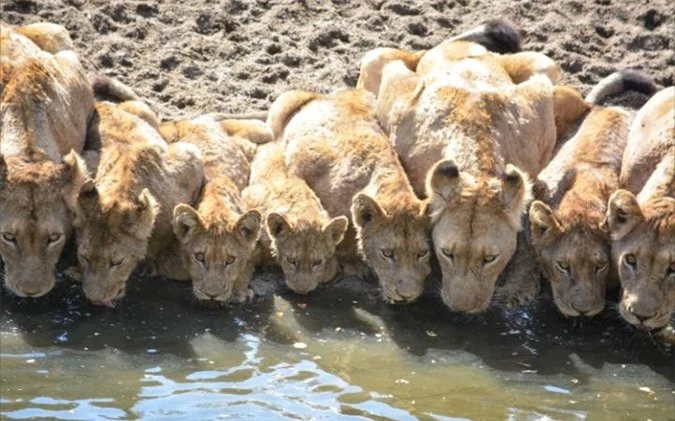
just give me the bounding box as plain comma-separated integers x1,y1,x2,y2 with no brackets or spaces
0,272,673,420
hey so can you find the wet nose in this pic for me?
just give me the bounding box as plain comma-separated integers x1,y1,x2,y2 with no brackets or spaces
627,305,656,323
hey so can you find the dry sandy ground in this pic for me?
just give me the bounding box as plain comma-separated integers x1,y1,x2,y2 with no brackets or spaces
3,0,672,120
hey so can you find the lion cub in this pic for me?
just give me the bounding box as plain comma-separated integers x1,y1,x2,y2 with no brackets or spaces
268,89,430,303
158,115,270,303
606,87,675,339
73,104,204,307
0,23,93,298
358,38,562,312
243,142,348,294
530,71,655,317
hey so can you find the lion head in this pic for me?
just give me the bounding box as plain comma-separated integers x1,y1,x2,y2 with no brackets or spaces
351,193,431,303
607,191,675,330
74,180,159,307
266,212,347,294
173,203,261,302
0,151,87,297
426,159,531,313
529,201,610,317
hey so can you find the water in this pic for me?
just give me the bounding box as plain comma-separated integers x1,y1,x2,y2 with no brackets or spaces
1,271,673,420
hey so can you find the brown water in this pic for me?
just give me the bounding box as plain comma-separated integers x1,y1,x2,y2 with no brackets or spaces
1,270,673,420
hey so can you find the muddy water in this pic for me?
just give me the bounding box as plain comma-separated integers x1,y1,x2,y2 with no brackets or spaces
1,272,673,421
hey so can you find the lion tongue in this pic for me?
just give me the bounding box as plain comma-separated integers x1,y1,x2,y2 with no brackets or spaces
96,299,117,308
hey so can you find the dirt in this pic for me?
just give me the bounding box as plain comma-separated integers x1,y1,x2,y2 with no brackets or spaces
3,0,672,120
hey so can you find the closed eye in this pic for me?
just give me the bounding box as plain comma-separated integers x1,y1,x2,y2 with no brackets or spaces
556,261,570,273
483,254,498,265
110,258,124,267
2,232,16,244
47,233,63,245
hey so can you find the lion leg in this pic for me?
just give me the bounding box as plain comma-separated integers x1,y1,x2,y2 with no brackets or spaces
657,325,675,346
15,22,73,54
357,47,423,96
218,118,274,145
229,266,255,303
376,59,423,133
495,228,542,308
497,51,560,85
118,100,161,131
553,86,591,143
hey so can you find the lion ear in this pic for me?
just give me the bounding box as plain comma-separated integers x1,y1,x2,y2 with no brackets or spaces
351,193,385,228
606,190,643,241
501,164,531,229
173,204,203,242
426,159,461,202
127,188,159,239
324,215,348,246
266,212,292,241
0,154,6,190
235,209,261,244
76,178,100,222
61,150,89,209
529,200,561,245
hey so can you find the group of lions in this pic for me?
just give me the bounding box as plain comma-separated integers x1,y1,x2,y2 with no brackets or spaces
0,19,673,342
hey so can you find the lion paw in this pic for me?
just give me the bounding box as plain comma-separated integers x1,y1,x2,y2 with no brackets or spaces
228,288,254,304
64,265,83,282
657,325,675,346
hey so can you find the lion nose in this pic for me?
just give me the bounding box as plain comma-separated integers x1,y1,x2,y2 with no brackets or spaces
627,305,656,322
395,280,419,300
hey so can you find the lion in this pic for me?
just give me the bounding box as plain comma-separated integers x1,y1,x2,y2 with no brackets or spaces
72,103,204,307
530,71,656,318
157,114,272,303
267,88,431,303
605,87,675,341
357,33,567,313
242,142,348,295
0,23,93,298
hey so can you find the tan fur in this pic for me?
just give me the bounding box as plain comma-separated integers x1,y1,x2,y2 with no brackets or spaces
13,22,74,54
0,23,93,297
360,40,558,312
162,115,268,303
606,87,675,331
270,88,431,303
72,109,204,306
242,143,348,294
531,106,631,317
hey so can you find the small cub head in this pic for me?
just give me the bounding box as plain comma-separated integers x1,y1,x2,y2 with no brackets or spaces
427,160,530,313
529,201,610,317
606,191,675,330
267,212,347,294
74,181,159,307
0,152,87,298
351,193,431,304
173,204,261,302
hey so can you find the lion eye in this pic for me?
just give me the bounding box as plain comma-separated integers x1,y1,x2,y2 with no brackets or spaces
226,256,236,265
312,259,323,268
110,257,124,267
381,249,394,259
483,254,497,264
195,252,205,263
624,254,637,267
47,233,62,244
417,249,429,259
2,232,16,243
441,248,453,260
668,262,675,276
556,261,570,273
286,256,297,266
